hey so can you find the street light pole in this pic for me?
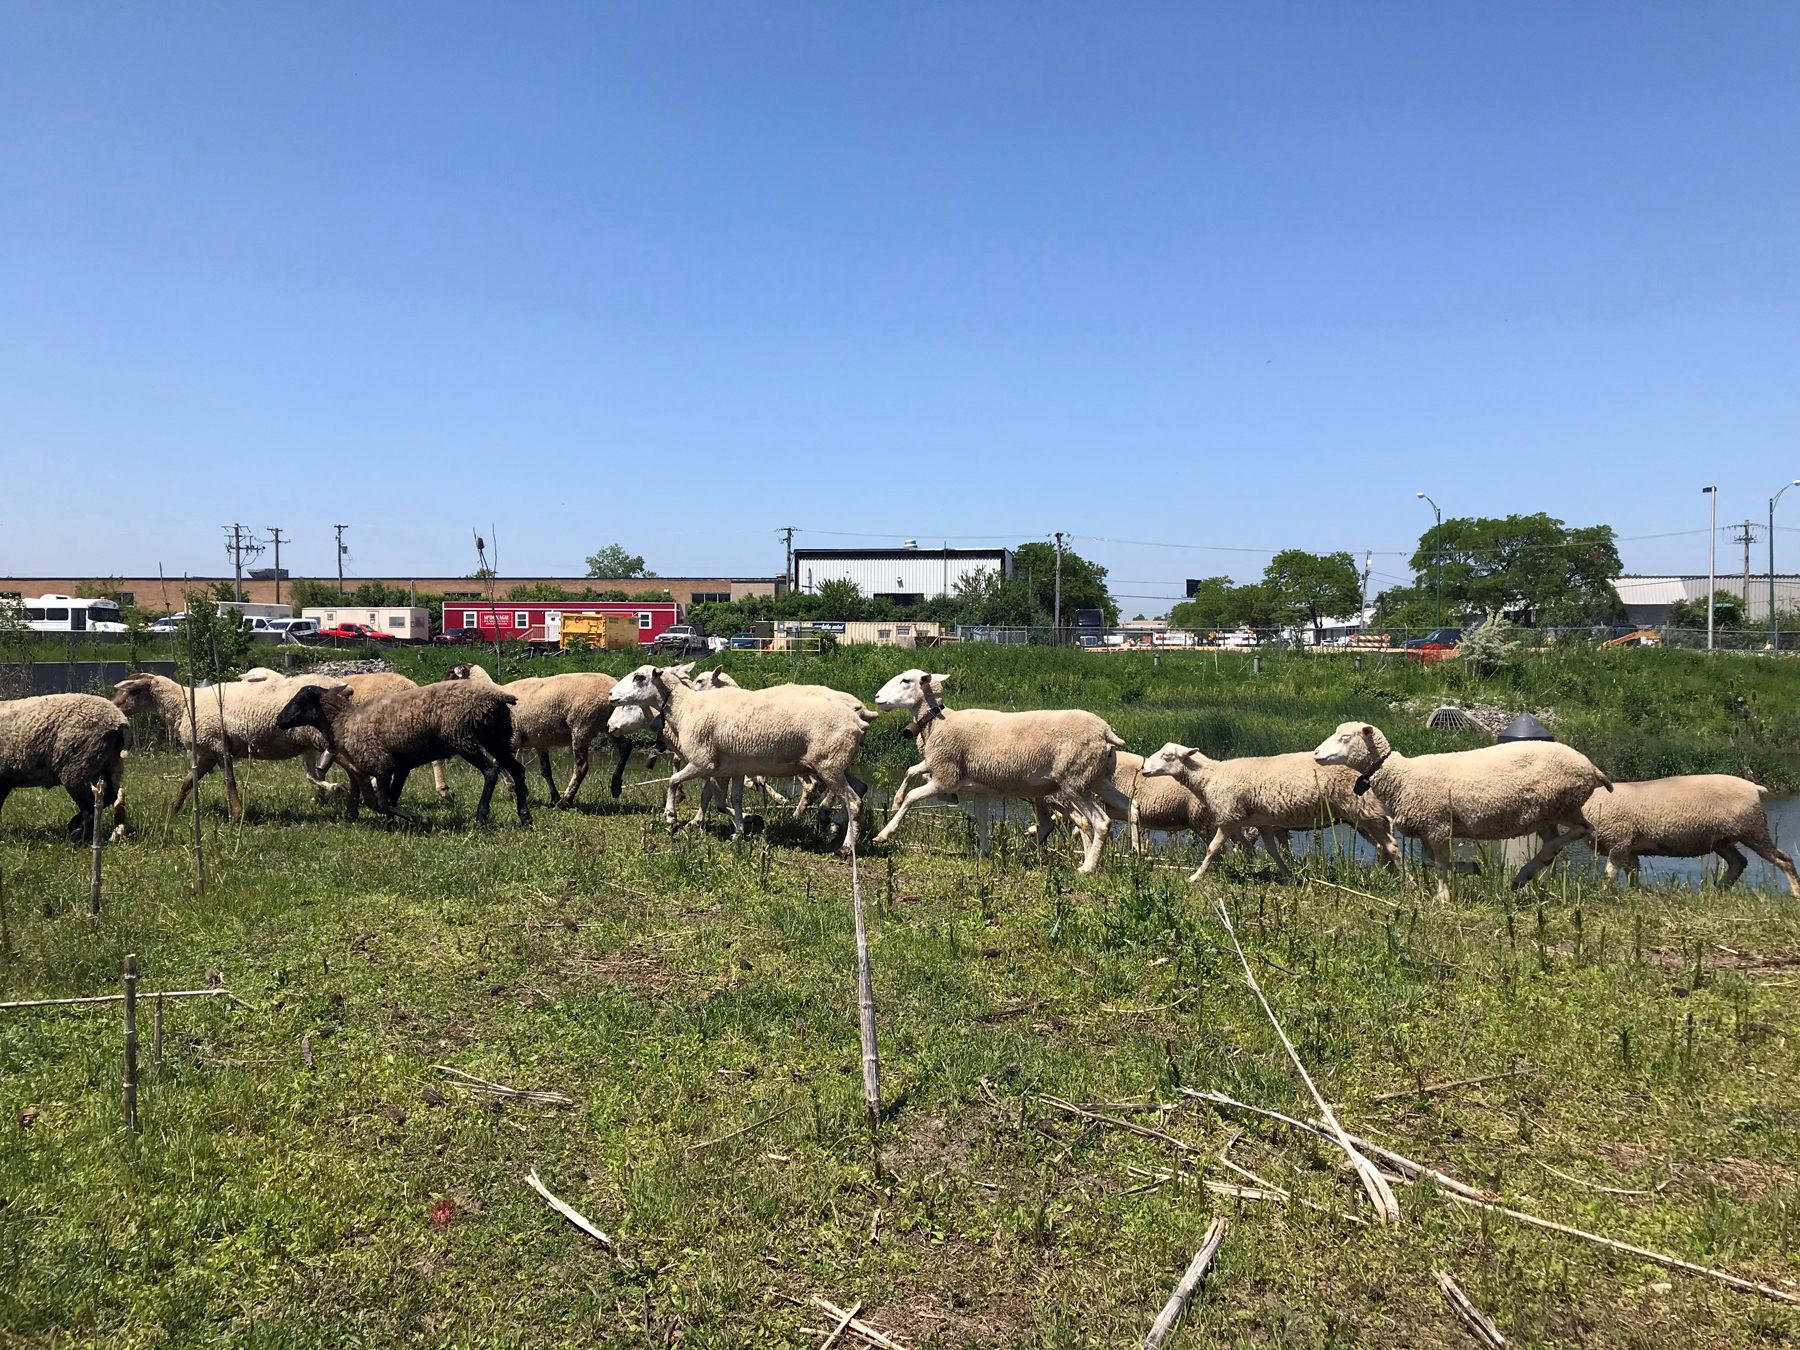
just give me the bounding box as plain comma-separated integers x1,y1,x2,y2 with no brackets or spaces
1703,487,1717,651
1770,481,1800,652
1415,493,1443,630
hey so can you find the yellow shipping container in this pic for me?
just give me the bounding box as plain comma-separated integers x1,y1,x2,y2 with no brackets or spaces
560,613,642,651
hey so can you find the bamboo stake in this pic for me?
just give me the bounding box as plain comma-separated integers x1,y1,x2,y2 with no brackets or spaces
1371,1069,1531,1103
807,1296,908,1350
121,954,139,1133
523,1169,613,1248
432,1064,573,1106
1213,900,1400,1223
849,846,882,1162
1434,1270,1506,1348
183,601,204,895
1188,1087,1800,1306
88,778,105,915
153,993,164,1073
1439,1190,1799,1306
1183,1089,1490,1202
1144,1215,1228,1349
685,1103,795,1155
1037,1094,1200,1153
819,1298,862,1349
0,988,237,1012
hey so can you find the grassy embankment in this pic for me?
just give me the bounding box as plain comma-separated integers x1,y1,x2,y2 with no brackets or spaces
1,643,1797,1346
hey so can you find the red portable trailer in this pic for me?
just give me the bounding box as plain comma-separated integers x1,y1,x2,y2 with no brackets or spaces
442,599,682,646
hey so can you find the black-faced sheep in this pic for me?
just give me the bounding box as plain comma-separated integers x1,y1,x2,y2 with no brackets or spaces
274,681,530,827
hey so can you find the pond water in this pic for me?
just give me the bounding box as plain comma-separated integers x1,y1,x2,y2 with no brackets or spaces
949,796,1800,895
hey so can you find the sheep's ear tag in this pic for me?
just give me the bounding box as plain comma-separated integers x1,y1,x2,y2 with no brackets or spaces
1353,775,1372,795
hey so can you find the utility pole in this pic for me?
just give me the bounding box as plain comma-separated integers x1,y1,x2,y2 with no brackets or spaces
779,525,796,590
1732,520,1757,618
222,524,264,602
1703,487,1717,651
1359,549,1373,629
1052,531,1066,639
266,527,285,606
333,524,349,598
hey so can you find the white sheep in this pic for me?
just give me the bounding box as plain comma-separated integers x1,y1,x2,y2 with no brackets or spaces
0,693,131,841
444,664,633,808
1580,774,1799,892
870,670,1126,875
114,671,331,822
606,663,868,852
1025,751,1231,857
274,680,531,826
1312,721,1612,902
1139,742,1400,883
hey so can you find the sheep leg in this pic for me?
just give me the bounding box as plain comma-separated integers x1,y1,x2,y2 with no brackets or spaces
557,737,595,809
492,744,532,825
1128,797,1142,855
1744,837,1800,895
458,750,502,824
664,762,709,830
1713,843,1749,889
729,776,747,838
971,799,993,856
64,782,97,844
1188,826,1235,883
536,749,561,805
221,755,244,825
369,772,430,828
169,754,213,815
1073,796,1108,874
303,752,342,799
806,766,861,856
607,737,633,798
1420,837,1453,903
1510,824,1590,890
874,777,941,847
433,759,452,799
1263,830,1299,883
1359,823,1403,872
1099,780,1132,819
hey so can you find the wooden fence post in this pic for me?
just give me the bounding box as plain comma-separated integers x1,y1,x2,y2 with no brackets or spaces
122,953,140,1133
89,778,106,916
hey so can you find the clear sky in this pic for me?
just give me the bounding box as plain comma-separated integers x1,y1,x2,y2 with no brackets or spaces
3,3,1796,610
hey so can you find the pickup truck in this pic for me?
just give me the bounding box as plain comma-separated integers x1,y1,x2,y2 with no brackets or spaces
651,623,708,656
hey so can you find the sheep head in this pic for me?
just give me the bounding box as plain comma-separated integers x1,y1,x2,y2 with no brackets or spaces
1140,743,1207,781
276,683,354,733
1313,722,1390,771
111,675,158,714
608,664,668,708
873,669,951,713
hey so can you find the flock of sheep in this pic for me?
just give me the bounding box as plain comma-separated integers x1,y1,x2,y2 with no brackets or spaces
0,660,1795,901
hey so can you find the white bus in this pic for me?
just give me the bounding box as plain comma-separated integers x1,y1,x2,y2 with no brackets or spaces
6,594,129,634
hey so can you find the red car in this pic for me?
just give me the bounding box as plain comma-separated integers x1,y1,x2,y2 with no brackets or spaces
319,623,395,642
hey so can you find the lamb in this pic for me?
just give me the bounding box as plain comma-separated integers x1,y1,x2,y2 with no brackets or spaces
1580,774,1799,893
606,664,868,852
689,666,875,815
1140,743,1400,883
1312,721,1612,902
444,663,633,807
870,670,1126,874
0,693,131,842
274,681,531,826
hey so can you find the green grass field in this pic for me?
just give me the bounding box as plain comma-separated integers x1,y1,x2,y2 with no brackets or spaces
2,649,1799,1347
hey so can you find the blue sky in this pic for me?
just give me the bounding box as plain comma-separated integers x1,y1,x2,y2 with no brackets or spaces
3,3,1796,609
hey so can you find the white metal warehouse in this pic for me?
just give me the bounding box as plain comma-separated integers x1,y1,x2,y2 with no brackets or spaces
790,546,1011,604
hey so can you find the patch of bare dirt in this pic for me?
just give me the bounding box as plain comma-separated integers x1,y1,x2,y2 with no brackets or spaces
563,938,688,995
1642,945,1800,974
